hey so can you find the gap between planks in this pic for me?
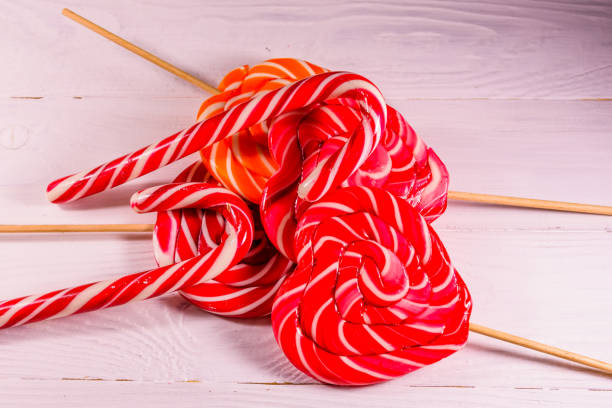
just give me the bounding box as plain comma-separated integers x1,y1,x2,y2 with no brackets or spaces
6,377,612,391
5,96,612,101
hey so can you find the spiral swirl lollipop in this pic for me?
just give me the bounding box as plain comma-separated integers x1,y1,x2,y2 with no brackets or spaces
261,99,448,260
195,59,448,217
272,186,471,385
154,161,293,318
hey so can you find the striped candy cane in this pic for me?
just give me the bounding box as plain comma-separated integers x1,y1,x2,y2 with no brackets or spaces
47,71,387,204
153,161,294,318
272,186,472,385
0,183,253,329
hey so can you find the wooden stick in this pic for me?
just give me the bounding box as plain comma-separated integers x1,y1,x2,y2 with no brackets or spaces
469,322,612,374
61,8,219,95
449,191,612,216
0,224,153,233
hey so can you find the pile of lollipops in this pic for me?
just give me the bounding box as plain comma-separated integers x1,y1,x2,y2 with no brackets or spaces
2,10,611,386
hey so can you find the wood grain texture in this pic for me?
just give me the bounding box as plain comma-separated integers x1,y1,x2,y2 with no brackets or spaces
1,380,611,408
1,0,611,406
1,0,612,99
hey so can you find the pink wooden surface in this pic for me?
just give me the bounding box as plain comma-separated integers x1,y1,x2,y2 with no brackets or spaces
1,1,611,406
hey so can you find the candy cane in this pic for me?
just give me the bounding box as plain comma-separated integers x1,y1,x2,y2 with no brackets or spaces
0,183,253,328
47,71,386,204
272,186,471,385
154,161,294,318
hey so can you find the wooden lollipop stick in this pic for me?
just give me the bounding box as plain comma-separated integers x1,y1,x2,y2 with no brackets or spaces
469,323,612,374
449,191,612,216
62,8,219,95
61,8,611,216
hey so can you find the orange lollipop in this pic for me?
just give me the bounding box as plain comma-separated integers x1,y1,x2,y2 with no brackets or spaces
197,59,327,203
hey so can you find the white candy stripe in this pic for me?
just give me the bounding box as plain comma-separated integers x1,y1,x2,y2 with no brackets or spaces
338,321,360,354
194,276,287,317
181,215,199,255
362,187,380,217
311,297,333,341
225,91,255,111
296,328,329,383
307,202,354,213
176,120,206,159
339,356,394,381
432,269,455,294
298,59,317,76
313,235,346,252
159,128,188,167
260,61,298,78
391,193,404,233
380,353,425,368
183,286,258,303
320,106,348,132
364,213,381,244
53,280,114,320
199,101,226,120
273,282,307,307
70,162,108,202
363,324,395,352
419,344,463,351
333,217,362,240
276,212,291,257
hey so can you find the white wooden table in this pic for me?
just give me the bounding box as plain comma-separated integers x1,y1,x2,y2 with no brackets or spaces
1,1,611,406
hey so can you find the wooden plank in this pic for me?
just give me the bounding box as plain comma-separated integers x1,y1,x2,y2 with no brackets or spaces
1,379,611,408
1,0,611,99
0,230,609,389
1,97,609,229
2,1,611,405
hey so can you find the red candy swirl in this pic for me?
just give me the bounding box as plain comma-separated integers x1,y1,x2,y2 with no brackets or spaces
272,186,471,385
153,162,294,318
261,101,448,260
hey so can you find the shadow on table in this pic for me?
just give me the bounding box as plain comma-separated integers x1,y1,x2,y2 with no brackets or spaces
160,295,314,384
40,180,172,211
466,340,612,379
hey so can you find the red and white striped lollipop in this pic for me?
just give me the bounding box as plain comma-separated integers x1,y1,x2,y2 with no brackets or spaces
47,72,387,205
0,182,254,328
195,59,447,218
154,161,293,318
261,100,448,260
272,186,472,385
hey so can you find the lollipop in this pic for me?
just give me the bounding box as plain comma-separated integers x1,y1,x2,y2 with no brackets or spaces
196,59,448,220
272,186,472,385
197,59,327,203
261,99,448,259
